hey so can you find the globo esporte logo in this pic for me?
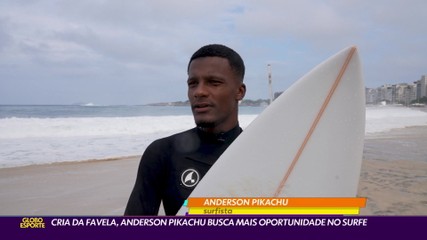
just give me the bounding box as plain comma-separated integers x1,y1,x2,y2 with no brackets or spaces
20,217,46,228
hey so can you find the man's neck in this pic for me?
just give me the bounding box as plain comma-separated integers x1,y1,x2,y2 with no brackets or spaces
198,123,240,135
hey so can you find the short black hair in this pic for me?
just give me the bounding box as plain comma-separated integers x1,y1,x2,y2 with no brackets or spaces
187,44,245,82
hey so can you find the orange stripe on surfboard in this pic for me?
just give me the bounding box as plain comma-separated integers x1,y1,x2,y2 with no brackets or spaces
274,47,357,197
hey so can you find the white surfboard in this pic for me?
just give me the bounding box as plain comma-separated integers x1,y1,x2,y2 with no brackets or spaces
177,46,365,215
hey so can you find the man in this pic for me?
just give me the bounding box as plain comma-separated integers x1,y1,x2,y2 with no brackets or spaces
125,44,246,215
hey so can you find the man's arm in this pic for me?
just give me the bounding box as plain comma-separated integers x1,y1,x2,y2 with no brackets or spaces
124,140,166,215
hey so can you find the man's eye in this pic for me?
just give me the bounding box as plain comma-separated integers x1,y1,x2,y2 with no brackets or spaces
188,81,197,87
210,80,222,86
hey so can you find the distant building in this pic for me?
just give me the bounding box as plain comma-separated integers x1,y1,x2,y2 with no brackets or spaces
376,84,395,104
365,88,378,104
415,75,427,100
365,82,418,106
274,74,426,105
274,92,283,100
395,83,417,105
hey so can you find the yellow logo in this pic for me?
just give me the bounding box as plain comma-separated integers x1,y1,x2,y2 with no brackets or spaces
20,217,46,229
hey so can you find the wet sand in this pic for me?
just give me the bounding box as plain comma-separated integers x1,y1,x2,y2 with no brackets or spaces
0,126,426,216
359,126,427,215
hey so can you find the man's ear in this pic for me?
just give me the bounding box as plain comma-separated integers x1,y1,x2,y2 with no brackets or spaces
236,83,246,101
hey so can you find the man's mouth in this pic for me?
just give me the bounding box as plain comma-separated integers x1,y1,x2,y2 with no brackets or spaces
192,103,213,113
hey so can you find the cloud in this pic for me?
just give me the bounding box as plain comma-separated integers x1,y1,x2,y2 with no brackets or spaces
233,0,427,88
0,0,426,104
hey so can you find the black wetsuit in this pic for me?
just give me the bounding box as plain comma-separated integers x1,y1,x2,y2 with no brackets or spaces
124,125,242,216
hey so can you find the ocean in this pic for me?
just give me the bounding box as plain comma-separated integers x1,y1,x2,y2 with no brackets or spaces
1,105,427,168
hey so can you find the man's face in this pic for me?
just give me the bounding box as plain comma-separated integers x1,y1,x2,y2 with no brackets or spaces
187,57,245,133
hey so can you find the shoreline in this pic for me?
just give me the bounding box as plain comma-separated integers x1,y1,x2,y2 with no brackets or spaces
0,155,141,170
0,126,427,215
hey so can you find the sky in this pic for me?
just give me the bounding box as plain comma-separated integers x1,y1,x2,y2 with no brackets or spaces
0,0,426,105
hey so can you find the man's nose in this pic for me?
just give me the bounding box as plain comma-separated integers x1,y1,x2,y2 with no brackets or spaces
193,82,208,98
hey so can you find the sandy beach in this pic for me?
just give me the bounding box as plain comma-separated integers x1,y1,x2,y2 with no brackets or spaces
359,126,427,215
0,126,426,216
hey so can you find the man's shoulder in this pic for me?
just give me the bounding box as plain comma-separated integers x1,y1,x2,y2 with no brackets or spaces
151,128,198,146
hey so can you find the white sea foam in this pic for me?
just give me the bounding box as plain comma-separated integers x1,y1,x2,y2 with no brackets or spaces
0,116,195,139
0,106,426,168
365,106,427,134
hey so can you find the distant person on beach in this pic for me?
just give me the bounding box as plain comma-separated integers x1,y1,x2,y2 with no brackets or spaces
125,44,246,215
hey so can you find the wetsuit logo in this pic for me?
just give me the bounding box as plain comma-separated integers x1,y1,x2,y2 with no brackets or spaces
181,169,200,188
